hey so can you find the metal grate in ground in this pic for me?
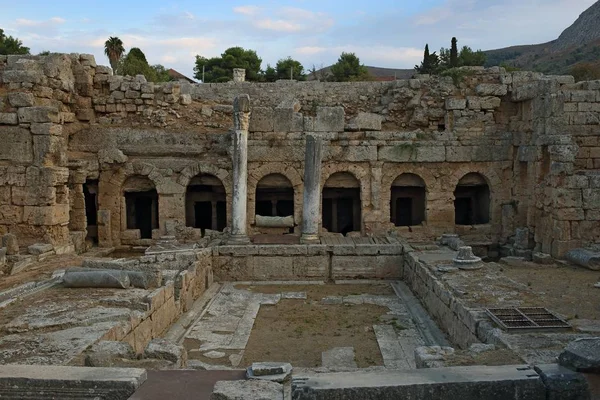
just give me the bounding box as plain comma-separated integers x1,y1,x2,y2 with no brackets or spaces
485,307,571,332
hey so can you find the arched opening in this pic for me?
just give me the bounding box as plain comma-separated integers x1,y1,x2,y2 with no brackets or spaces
84,179,99,243
390,173,426,227
185,174,227,233
255,174,294,218
454,173,490,225
322,172,361,235
123,176,159,239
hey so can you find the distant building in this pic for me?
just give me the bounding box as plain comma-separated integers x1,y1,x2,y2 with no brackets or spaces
167,69,196,83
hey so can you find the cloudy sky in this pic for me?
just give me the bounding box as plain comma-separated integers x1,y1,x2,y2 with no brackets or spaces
1,0,596,79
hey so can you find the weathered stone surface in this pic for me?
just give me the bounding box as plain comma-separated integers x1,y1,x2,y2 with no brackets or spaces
415,346,455,369
211,380,283,400
322,347,358,369
475,84,508,97
85,341,135,367
8,92,35,107
2,234,19,255
255,215,294,228
453,246,483,270
144,338,187,368
27,243,54,255
63,269,131,288
17,106,59,123
0,112,18,125
564,249,600,270
349,112,382,131
247,362,292,383
292,366,545,399
534,364,591,400
314,106,344,132
0,364,146,400
558,337,600,372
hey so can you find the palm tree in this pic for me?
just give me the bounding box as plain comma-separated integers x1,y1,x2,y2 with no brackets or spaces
104,36,124,72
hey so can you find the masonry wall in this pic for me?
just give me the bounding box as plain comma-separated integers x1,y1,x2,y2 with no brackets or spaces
0,53,599,257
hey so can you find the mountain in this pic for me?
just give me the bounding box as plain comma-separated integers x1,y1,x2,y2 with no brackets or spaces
484,0,600,75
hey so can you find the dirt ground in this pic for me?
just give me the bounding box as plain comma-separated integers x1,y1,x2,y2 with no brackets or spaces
454,261,600,320
239,283,396,368
0,254,84,291
444,349,523,367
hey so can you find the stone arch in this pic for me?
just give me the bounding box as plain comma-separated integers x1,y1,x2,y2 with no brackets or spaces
178,162,233,226
248,164,303,227
122,175,159,239
185,173,228,232
390,173,427,226
321,170,364,235
380,165,437,229
453,172,491,225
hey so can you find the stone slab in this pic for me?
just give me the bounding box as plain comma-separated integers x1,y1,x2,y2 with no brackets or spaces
211,379,283,400
0,364,146,400
559,337,600,372
321,347,357,369
534,364,591,400
292,365,546,400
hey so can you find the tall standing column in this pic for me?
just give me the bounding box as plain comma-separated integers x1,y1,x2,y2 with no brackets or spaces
301,134,323,244
229,94,251,244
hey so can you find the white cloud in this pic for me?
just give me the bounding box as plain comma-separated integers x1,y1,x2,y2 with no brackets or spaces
233,5,260,16
254,19,302,32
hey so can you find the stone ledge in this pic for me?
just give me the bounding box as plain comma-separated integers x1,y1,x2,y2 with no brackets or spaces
292,365,545,400
0,364,146,400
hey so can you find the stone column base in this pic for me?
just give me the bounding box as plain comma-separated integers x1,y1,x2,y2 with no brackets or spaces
300,234,320,244
228,234,251,245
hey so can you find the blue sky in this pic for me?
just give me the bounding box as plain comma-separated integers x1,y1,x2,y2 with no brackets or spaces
0,0,596,79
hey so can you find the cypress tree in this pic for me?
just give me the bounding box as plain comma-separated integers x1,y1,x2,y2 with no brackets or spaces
450,37,458,67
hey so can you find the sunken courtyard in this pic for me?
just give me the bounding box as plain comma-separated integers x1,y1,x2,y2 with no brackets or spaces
0,54,599,399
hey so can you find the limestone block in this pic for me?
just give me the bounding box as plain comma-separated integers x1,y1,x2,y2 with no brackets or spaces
211,380,283,400
445,98,466,110
0,205,24,225
533,364,591,400
415,146,446,162
121,229,141,241
63,269,131,288
415,346,455,369
378,144,417,162
349,112,382,131
8,92,35,107
475,84,507,96
273,108,303,132
446,146,472,162
0,113,18,125
249,107,274,132
27,243,54,255
11,186,56,206
17,106,59,123
558,337,600,371
33,135,66,166
0,365,146,400
30,123,63,136
144,338,187,368
23,204,70,225
180,94,192,105
315,106,344,132
277,98,301,112
583,189,600,210
247,362,292,383
255,215,294,228
84,340,135,367
2,234,19,255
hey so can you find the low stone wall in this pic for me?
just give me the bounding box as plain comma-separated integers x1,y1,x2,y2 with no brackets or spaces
403,249,486,349
89,248,213,354
212,244,404,281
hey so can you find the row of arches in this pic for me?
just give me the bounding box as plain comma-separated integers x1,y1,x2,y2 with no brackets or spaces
84,170,492,241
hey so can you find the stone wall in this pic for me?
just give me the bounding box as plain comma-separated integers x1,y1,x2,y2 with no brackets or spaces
213,243,404,281
1,54,599,256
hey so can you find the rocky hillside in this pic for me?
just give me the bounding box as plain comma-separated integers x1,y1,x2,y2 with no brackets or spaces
485,1,600,74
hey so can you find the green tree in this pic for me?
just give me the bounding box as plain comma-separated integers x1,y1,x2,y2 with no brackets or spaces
450,37,458,68
263,64,277,82
458,46,486,66
193,47,263,82
117,48,170,82
415,44,439,74
275,57,305,80
0,29,30,55
104,36,125,72
330,52,369,82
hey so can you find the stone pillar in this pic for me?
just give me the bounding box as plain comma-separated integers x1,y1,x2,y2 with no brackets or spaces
229,95,251,244
97,209,113,248
233,69,246,83
301,135,323,244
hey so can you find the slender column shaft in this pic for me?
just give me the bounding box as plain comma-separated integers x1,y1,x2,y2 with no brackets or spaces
230,95,251,244
301,135,323,243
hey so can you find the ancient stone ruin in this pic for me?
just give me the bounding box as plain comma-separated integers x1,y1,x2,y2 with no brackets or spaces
0,54,599,399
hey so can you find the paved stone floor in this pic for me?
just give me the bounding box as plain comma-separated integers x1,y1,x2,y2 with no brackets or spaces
182,283,426,370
